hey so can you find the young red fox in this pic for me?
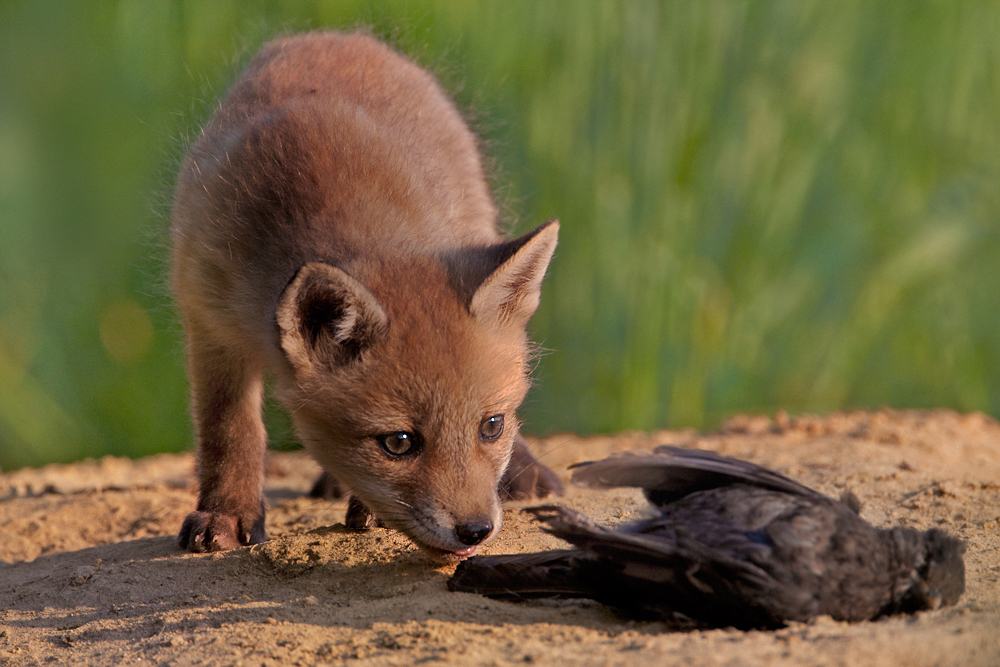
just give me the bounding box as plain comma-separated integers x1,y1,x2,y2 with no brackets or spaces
171,31,562,562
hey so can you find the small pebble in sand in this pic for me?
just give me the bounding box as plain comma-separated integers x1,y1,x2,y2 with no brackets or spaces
70,566,96,586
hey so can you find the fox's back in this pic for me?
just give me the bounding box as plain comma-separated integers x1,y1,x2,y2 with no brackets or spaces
171,32,498,338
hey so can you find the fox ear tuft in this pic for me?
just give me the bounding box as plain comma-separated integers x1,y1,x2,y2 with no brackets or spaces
276,263,387,373
470,221,559,329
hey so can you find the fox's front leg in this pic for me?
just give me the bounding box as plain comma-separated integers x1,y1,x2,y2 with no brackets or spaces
178,329,268,552
499,432,564,500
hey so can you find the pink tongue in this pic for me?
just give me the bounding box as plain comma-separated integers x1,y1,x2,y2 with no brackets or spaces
452,546,478,557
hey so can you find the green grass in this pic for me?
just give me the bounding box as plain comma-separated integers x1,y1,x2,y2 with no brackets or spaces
1,1,999,470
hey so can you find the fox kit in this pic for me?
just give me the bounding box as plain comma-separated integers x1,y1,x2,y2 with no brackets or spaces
171,31,562,562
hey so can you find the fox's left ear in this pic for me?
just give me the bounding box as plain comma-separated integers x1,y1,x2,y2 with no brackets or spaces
470,221,559,329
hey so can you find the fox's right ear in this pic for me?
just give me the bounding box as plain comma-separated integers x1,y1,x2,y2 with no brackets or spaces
276,263,388,374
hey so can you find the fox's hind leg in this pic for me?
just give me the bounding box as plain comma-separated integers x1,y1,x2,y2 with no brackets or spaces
499,433,565,500
309,473,387,529
309,471,350,499
309,474,383,531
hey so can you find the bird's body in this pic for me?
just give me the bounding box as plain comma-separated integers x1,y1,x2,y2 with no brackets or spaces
448,447,965,629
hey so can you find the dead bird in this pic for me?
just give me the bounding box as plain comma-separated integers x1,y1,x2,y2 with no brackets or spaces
448,446,965,629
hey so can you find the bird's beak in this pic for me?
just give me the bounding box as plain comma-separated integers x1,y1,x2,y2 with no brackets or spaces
916,581,943,610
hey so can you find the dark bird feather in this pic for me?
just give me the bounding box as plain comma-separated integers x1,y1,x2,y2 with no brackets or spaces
448,446,965,629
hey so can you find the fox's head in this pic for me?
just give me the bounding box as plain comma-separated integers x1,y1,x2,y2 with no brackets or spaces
274,222,558,561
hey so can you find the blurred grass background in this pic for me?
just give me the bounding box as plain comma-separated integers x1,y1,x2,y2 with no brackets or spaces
2,1,999,471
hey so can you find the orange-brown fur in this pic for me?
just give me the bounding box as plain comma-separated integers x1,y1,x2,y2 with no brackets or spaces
171,31,560,559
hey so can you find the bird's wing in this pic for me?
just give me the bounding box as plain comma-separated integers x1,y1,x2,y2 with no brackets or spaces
570,446,822,507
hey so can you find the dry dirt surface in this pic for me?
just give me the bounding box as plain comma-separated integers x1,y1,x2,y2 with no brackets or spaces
1,409,999,666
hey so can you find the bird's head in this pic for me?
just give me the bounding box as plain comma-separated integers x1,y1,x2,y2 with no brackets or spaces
896,528,965,612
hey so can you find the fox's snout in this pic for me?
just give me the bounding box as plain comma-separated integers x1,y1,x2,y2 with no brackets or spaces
454,519,494,546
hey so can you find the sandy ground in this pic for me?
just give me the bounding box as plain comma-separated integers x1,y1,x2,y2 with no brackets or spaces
1,408,998,666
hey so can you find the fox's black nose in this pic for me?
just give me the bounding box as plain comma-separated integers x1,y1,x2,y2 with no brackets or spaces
455,521,493,546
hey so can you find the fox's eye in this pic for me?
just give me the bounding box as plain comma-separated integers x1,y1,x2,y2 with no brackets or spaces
376,431,419,457
479,414,504,442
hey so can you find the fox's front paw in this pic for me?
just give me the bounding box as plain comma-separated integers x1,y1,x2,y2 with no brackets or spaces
500,438,565,500
178,510,267,552
344,496,385,530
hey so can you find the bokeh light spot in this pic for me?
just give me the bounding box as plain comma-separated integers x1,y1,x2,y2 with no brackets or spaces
100,300,153,364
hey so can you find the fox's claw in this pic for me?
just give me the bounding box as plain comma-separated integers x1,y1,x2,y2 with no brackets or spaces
178,510,266,552
344,496,384,530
